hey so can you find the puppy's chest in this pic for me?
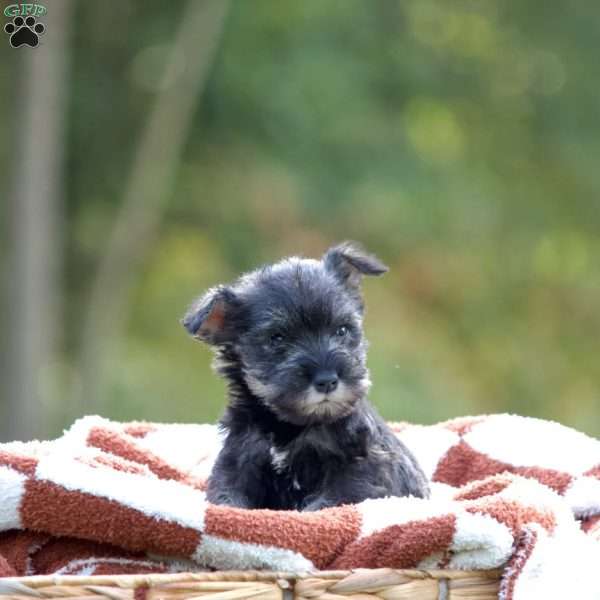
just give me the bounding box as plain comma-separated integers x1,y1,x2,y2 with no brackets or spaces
267,432,363,508
269,446,327,478
269,444,323,491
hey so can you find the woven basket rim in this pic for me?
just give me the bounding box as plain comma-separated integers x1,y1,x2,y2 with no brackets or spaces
1,567,504,587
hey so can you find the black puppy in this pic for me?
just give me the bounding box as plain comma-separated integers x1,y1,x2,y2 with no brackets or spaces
182,242,429,510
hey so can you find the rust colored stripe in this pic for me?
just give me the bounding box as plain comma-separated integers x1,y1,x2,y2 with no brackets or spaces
465,499,556,536
21,479,201,558
454,475,514,501
87,428,206,490
434,441,511,486
77,562,165,576
332,515,457,569
32,537,144,575
434,440,572,493
584,464,600,478
205,504,361,569
0,530,49,576
77,454,150,476
123,424,157,438
512,466,572,494
500,528,538,600
0,451,38,476
0,554,16,577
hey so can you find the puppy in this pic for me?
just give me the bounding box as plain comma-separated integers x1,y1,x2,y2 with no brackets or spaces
183,242,429,510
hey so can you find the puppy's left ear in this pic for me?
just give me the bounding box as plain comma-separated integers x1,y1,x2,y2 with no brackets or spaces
323,241,388,288
181,285,239,345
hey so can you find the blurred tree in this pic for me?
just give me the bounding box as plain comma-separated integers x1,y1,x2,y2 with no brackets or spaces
0,0,598,441
79,0,229,413
2,0,73,441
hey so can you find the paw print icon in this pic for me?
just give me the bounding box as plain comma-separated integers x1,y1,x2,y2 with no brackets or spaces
4,15,45,48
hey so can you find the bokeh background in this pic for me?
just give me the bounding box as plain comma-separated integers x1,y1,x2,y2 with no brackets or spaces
1,0,599,443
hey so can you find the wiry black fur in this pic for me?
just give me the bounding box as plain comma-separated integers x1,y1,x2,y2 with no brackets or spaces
182,242,430,510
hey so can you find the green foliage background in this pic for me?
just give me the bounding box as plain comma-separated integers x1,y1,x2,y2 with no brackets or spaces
1,0,599,438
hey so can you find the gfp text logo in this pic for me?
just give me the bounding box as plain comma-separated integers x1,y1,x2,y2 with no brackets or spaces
4,3,47,48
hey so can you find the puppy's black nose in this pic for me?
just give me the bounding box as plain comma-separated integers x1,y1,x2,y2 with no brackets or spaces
313,370,338,394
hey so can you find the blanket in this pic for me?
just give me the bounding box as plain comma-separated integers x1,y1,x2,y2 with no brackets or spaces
1,414,600,600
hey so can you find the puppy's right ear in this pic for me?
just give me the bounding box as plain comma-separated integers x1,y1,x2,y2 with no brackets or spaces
181,286,238,345
323,241,388,289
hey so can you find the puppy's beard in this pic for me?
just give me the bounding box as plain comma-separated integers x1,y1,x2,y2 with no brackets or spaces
297,378,370,423
243,368,371,425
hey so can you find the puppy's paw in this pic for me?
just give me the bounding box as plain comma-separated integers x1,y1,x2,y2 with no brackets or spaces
206,489,251,509
301,496,335,511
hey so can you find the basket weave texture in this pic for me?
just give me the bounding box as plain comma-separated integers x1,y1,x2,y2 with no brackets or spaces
0,569,501,600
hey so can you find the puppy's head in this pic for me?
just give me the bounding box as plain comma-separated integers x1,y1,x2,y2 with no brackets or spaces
182,242,387,425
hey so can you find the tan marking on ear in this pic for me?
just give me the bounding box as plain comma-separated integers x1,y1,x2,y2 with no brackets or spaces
198,299,226,338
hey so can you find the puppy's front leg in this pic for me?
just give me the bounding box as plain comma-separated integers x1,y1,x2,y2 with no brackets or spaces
206,434,271,509
206,463,256,508
302,497,334,511
206,487,250,508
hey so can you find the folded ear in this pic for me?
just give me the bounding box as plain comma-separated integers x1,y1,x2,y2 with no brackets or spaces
181,285,238,345
323,241,388,288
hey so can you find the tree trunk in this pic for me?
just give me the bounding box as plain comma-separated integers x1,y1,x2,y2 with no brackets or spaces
2,1,73,442
79,0,229,414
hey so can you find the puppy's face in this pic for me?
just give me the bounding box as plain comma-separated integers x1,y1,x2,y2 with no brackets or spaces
232,258,372,425
183,243,387,425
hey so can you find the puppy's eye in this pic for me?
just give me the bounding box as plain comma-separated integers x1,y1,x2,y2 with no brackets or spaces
336,325,350,338
270,333,284,345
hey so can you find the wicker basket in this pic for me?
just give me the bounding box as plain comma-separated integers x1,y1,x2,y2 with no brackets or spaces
0,569,502,600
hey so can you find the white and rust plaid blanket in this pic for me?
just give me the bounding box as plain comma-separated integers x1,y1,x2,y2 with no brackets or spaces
1,414,599,599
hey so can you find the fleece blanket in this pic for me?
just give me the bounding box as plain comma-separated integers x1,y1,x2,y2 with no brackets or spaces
1,414,600,600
